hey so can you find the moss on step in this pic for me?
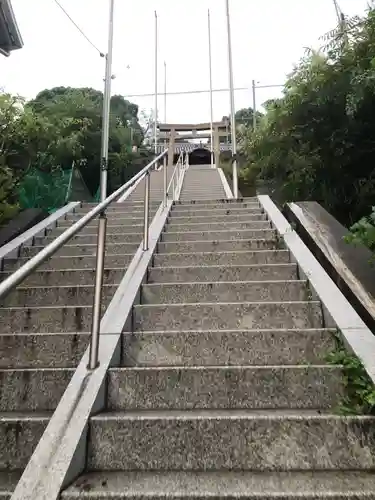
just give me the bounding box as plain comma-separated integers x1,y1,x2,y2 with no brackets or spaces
326,330,375,415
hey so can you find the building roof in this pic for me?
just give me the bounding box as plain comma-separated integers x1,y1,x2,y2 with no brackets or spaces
0,0,23,56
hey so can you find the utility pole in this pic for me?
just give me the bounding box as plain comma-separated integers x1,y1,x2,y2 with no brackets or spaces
225,0,238,199
208,9,214,168
252,79,257,131
154,11,158,155
88,0,115,370
164,61,167,123
99,0,115,202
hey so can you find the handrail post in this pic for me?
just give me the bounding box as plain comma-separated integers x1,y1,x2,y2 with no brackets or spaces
163,154,167,207
143,171,150,250
88,213,107,369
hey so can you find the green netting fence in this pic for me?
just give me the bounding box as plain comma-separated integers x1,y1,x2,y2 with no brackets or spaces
18,165,93,213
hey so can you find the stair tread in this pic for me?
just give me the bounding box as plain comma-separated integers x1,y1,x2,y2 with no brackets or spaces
91,409,368,419
62,470,375,498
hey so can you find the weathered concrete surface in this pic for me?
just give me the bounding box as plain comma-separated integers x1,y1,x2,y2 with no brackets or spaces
157,238,282,253
88,413,375,471
0,268,126,286
133,301,323,331
141,281,309,304
61,470,375,500
107,365,342,410
148,264,297,283
20,241,139,258
0,305,95,333
0,369,73,411
0,333,89,368
4,254,132,271
162,228,275,243
154,250,290,267
285,201,375,331
122,329,336,367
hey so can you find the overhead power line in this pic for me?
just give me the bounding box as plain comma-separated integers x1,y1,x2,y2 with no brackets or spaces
52,0,104,56
123,84,284,99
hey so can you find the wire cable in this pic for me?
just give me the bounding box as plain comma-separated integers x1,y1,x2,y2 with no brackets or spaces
52,0,104,56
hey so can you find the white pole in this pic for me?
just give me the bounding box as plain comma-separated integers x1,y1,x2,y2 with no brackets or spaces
252,79,256,131
208,9,214,168
154,11,158,156
332,0,342,24
100,0,115,202
164,61,167,123
225,0,238,199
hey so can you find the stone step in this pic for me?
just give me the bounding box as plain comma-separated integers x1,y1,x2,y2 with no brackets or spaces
20,242,139,258
141,281,309,304
87,412,375,471
167,213,267,224
157,239,281,254
133,301,322,331
153,250,290,267
107,365,342,411
63,214,148,224
0,368,73,411
61,470,375,499
0,471,21,500
0,306,94,333
172,202,260,211
0,333,89,368
50,224,146,236
165,220,272,233
161,229,276,242
76,202,160,212
71,206,160,218
122,329,336,367
58,216,146,227
0,268,126,286
37,231,142,246
4,254,132,271
0,415,48,470
0,284,117,307
171,207,262,217
175,198,258,205
148,264,298,284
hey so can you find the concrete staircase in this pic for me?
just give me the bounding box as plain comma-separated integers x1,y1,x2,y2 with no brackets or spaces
0,173,167,498
62,198,375,499
180,166,226,201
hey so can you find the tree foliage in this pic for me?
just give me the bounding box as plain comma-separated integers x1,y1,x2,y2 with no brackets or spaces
0,86,149,223
241,7,375,228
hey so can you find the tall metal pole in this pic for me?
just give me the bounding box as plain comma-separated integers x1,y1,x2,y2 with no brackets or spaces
225,0,238,199
88,0,115,371
252,79,257,131
208,9,214,168
154,11,158,156
332,0,342,24
164,61,167,123
100,0,115,203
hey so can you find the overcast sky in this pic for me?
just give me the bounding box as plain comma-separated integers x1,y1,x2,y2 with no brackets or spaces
1,0,369,124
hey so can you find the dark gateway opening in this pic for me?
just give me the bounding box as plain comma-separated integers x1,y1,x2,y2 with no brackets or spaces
189,148,211,166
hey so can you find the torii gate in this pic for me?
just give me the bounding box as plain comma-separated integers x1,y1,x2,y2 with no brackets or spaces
158,121,232,167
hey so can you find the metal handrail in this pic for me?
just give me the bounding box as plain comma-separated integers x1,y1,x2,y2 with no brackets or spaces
167,151,188,200
0,149,168,369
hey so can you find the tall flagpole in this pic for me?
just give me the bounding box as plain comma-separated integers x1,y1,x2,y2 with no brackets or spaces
100,0,115,202
88,0,115,370
164,61,167,123
252,79,257,131
208,9,214,168
225,0,238,198
154,11,158,155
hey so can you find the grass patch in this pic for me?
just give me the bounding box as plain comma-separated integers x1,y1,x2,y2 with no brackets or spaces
326,330,375,415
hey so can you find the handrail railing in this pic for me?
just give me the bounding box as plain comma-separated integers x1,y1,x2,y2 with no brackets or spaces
167,151,188,200
0,149,169,369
